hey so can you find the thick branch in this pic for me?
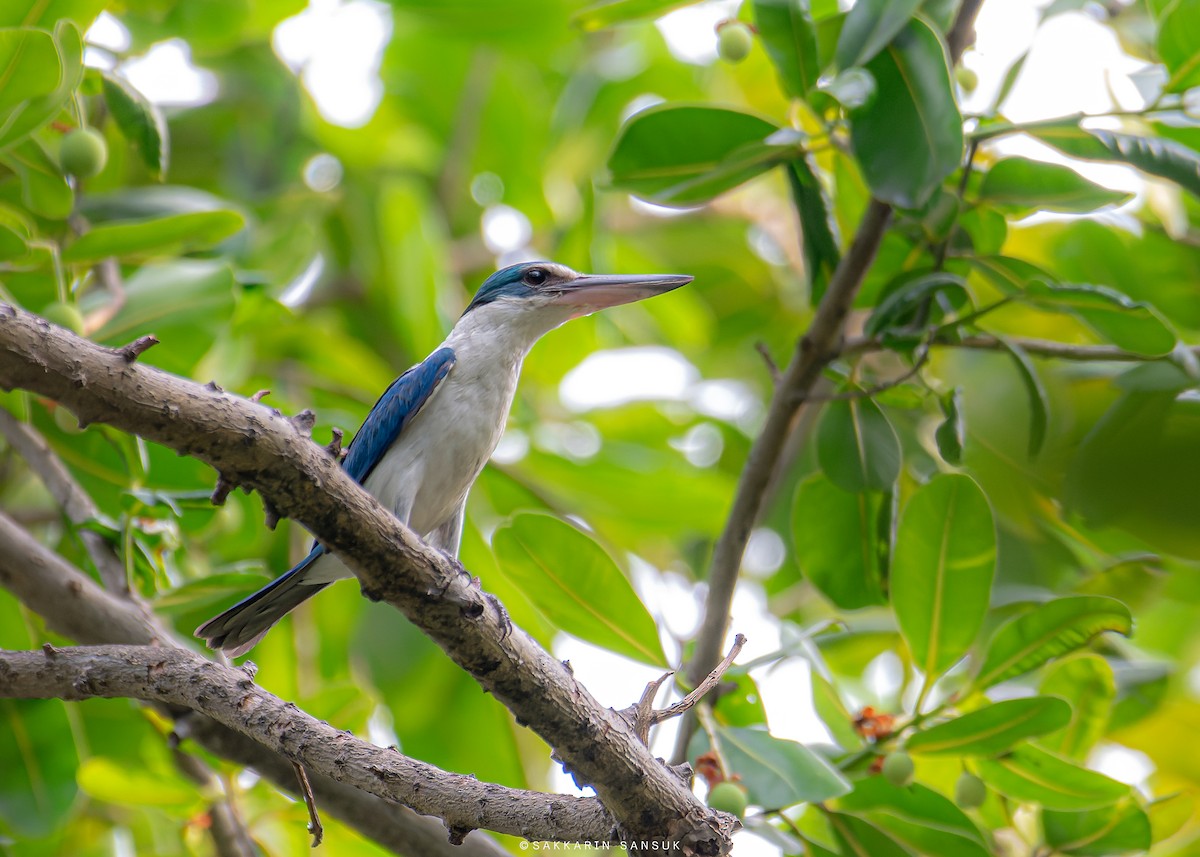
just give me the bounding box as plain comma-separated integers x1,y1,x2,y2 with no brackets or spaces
0,307,732,853
0,645,616,842
676,0,986,762
0,509,515,856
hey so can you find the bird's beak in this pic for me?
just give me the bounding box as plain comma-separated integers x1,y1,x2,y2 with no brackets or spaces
549,273,693,309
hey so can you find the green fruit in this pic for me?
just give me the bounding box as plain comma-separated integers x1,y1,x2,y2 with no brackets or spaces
707,781,749,817
882,751,914,787
955,772,987,809
717,22,753,64
59,128,108,179
40,301,86,335
955,66,979,92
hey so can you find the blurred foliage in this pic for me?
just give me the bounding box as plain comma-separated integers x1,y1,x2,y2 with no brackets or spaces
4,0,1200,855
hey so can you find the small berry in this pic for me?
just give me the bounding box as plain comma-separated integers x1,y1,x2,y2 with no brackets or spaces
882,751,915,787
717,22,753,64
707,781,749,817
40,301,85,335
59,128,108,179
955,66,979,93
955,772,987,809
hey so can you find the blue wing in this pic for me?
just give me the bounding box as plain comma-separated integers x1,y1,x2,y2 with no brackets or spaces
341,346,456,485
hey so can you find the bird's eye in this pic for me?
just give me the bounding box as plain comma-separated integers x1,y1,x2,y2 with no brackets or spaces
523,268,548,286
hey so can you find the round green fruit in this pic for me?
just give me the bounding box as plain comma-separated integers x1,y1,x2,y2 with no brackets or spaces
955,772,987,809
40,301,85,334
59,129,108,179
707,782,749,817
717,22,753,64
882,751,914,787
955,66,979,92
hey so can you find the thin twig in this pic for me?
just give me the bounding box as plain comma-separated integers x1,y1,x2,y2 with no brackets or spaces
754,342,781,384
293,761,324,847
116,335,159,363
652,634,746,728
802,347,930,403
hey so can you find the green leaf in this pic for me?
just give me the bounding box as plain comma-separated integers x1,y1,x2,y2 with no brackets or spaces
994,336,1049,457
77,757,201,811
0,136,72,218
793,473,887,609
975,745,1129,810
1024,281,1176,356
606,104,787,207
1035,127,1200,200
811,672,864,750
0,0,106,29
973,596,1132,690
101,71,169,179
828,813,915,857
816,396,902,492
892,474,995,681
849,18,963,208
0,21,83,151
865,271,969,335
979,158,1131,215
718,726,851,809
0,699,80,837
1039,654,1115,760
492,512,666,665
572,0,701,30
1148,793,1194,845
834,778,991,856
967,254,1055,295
63,210,245,263
753,0,820,97
1043,799,1152,855
0,28,60,116
906,696,1072,756
1158,0,1200,92
935,387,963,465
834,0,922,68
787,156,840,299
820,66,877,111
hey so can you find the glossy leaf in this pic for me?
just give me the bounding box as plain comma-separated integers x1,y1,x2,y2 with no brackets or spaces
101,71,169,179
967,254,1055,295
63,210,245,263
865,271,969,335
717,725,852,809
1158,0,1200,91
834,778,991,856
906,696,1072,756
787,155,840,299
1040,654,1115,760
995,336,1049,457
816,396,902,492
849,18,963,208
892,474,996,681
754,0,820,97
979,157,1131,215
0,0,106,28
0,28,60,115
935,387,964,465
572,0,701,30
827,813,915,857
0,21,83,151
793,473,886,609
1042,799,1152,855
492,512,666,665
0,699,80,837
77,757,200,811
811,672,863,750
1024,281,1176,356
1035,127,1200,200
834,0,922,69
607,104,786,206
975,745,1129,810
973,596,1131,690
0,137,72,219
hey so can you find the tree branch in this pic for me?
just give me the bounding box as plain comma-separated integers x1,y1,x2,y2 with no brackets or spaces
844,333,1200,363
674,0,987,763
0,407,127,592
0,307,734,854
0,508,509,856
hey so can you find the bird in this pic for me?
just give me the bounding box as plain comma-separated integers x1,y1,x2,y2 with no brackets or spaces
196,261,691,656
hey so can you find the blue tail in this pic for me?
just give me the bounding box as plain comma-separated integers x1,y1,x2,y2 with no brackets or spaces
195,547,327,657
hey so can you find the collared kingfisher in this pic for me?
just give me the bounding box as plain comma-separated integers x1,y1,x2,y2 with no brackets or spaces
197,261,691,656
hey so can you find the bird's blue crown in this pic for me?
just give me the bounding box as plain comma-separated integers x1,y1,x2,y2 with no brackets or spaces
462,262,547,315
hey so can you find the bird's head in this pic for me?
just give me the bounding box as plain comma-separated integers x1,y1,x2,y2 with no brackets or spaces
463,261,691,321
